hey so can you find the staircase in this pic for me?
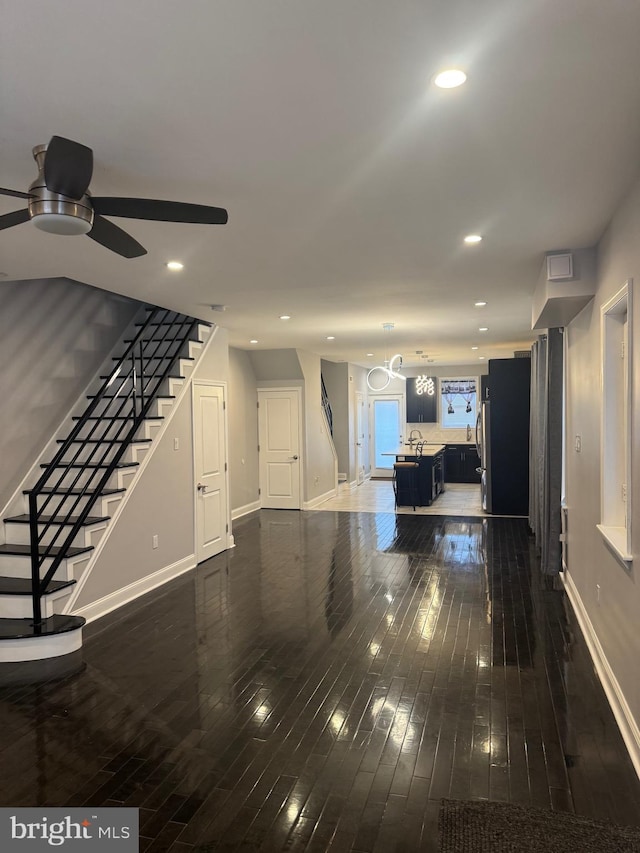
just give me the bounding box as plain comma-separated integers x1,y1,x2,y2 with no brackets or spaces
0,307,212,664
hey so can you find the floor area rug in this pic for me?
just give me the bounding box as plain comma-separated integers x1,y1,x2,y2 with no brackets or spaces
439,799,640,852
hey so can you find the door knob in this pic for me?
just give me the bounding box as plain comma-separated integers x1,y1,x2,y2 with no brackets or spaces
197,483,209,493
291,455,299,460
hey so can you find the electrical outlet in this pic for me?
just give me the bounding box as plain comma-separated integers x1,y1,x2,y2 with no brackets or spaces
596,583,601,604
174,438,179,451
575,435,582,453
152,534,159,549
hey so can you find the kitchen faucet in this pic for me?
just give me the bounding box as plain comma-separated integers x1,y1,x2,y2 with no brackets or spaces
408,428,423,446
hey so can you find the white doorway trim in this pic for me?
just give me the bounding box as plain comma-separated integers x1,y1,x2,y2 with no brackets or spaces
369,394,404,478
192,380,231,563
258,386,303,509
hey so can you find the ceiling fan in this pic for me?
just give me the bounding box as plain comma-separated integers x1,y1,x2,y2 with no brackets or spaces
0,136,228,258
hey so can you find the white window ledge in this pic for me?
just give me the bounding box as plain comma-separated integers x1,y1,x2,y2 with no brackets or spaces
596,524,632,564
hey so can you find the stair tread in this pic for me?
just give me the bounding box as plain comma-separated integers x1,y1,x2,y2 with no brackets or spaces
112,355,194,361
57,438,151,444
135,320,205,326
72,415,163,420
5,514,109,526
0,543,93,558
24,487,125,496
99,374,185,380
40,462,139,469
0,577,76,595
86,394,176,399
0,615,85,640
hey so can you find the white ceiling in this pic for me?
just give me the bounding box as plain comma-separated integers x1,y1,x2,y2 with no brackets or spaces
2,0,640,368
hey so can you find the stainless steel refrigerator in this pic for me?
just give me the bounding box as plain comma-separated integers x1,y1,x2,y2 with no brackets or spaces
475,400,492,512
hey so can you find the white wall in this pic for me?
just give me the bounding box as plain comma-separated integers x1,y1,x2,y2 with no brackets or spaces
228,348,259,516
321,361,349,474
565,175,640,775
0,278,139,512
297,349,337,504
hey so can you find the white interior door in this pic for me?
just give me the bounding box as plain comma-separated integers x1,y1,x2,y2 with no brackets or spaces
355,391,365,485
193,382,228,563
370,395,403,478
258,388,302,509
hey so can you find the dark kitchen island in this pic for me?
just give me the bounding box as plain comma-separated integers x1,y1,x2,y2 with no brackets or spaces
388,444,446,507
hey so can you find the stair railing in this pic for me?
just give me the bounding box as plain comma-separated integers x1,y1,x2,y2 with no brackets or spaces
321,374,333,437
28,308,202,627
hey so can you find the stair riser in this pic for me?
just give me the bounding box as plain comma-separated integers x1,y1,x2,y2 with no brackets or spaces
0,553,89,582
86,397,173,420
23,492,123,518
4,522,107,550
36,468,136,492
0,589,73,619
72,423,152,446
53,444,146,466
0,626,83,663
93,376,184,399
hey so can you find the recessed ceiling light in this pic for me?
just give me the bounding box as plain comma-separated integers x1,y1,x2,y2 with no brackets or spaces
366,353,374,357
471,346,479,350
479,356,486,360
326,336,335,340
279,315,291,320
474,301,487,307
434,69,467,89
166,260,184,271
479,327,488,332
250,339,258,344
464,234,482,244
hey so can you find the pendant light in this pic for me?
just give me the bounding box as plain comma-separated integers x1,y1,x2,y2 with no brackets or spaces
367,323,405,391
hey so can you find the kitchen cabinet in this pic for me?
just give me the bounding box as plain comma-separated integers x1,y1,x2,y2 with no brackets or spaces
393,446,445,506
406,377,438,423
444,444,481,483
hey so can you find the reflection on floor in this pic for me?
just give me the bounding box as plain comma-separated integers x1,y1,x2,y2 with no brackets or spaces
0,510,638,852
319,479,485,516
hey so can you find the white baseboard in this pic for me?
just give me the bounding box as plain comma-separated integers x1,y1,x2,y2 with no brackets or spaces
232,500,261,520
304,488,338,510
562,570,640,780
74,555,196,625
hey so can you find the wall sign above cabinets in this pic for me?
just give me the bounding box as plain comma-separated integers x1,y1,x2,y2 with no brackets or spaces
406,377,438,422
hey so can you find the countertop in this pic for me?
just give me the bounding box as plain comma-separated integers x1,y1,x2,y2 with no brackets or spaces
390,444,446,458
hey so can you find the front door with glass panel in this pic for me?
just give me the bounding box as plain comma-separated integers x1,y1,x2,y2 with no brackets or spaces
370,395,403,478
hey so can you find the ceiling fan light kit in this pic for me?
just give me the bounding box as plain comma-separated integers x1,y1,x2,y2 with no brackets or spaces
0,135,228,258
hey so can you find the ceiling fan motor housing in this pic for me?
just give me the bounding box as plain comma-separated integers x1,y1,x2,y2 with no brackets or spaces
28,144,94,235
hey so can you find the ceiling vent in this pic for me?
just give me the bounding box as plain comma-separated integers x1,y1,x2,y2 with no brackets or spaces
514,350,531,358
546,252,573,281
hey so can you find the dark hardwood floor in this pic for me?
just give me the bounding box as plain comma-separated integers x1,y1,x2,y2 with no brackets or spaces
0,510,638,851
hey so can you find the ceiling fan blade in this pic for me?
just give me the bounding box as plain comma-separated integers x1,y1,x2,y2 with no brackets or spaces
92,197,228,225
0,208,30,231
87,214,147,258
44,135,93,199
0,187,33,200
